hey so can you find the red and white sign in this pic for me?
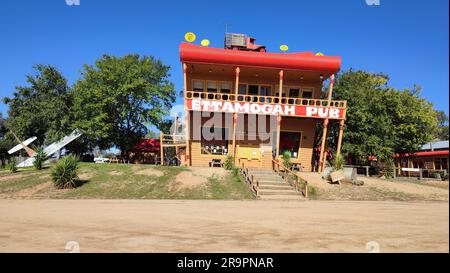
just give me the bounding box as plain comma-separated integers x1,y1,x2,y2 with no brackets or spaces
186,99,344,119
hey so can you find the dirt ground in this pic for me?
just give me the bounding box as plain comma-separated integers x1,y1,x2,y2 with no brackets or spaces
298,172,449,201
0,199,447,253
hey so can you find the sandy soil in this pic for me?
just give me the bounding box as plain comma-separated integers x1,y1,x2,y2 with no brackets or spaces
0,199,447,253
174,167,228,189
298,172,449,201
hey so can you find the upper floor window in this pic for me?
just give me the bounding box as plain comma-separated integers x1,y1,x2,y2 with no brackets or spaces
206,81,218,93
238,84,247,94
193,80,204,92
220,82,231,93
275,86,287,97
302,88,313,98
288,88,300,98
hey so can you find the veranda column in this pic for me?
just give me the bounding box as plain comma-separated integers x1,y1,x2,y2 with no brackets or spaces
275,114,281,161
160,131,164,165
318,74,336,172
232,67,240,165
336,119,345,159
183,63,191,166
318,118,329,172
278,70,284,102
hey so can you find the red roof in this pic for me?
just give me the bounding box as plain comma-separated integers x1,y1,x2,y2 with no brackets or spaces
394,150,449,158
134,138,160,152
179,42,341,73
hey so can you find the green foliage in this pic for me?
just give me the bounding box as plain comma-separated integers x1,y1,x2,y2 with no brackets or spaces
330,69,439,161
333,154,344,171
33,147,48,170
72,54,176,154
8,157,17,173
224,154,234,170
2,65,73,146
384,157,394,179
51,155,79,189
435,111,449,140
282,150,293,169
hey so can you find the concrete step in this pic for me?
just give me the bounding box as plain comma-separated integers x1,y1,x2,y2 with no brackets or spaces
259,189,300,195
259,194,303,200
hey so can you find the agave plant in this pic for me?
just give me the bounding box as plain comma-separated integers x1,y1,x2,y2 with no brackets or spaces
51,155,80,189
33,147,48,170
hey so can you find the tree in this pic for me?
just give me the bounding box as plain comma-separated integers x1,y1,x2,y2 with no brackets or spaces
72,54,175,155
2,65,73,146
0,112,15,166
327,69,438,162
435,111,449,140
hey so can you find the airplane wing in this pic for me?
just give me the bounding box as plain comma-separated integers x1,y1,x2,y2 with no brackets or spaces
8,136,37,154
43,129,84,157
16,129,84,168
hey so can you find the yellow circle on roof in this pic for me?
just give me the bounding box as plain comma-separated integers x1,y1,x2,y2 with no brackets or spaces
184,32,196,43
315,52,324,56
201,39,210,47
280,45,289,52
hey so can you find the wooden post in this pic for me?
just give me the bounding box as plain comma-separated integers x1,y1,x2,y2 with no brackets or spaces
232,67,240,165
336,119,345,159
318,74,336,173
232,113,237,162
160,131,164,165
183,63,191,166
184,110,190,166
174,113,179,158
275,115,281,160
278,70,284,101
318,118,329,173
234,67,240,96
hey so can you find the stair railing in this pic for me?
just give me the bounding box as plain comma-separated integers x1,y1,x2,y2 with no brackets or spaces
240,162,260,198
272,160,309,198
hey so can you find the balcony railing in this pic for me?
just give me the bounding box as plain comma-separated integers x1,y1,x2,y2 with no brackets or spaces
185,91,346,109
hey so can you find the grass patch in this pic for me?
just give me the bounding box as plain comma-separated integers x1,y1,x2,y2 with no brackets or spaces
1,162,253,200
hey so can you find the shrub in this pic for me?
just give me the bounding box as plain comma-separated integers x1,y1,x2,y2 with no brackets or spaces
8,157,17,173
332,154,344,171
282,150,293,170
51,155,80,189
33,147,48,170
224,154,234,170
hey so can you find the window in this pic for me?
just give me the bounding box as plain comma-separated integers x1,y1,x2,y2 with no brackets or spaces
193,80,204,92
435,158,442,170
206,81,218,93
275,85,287,97
279,131,301,158
260,86,271,96
442,158,448,170
302,88,313,98
238,84,247,94
220,82,231,93
289,88,300,98
248,85,259,95
201,127,228,155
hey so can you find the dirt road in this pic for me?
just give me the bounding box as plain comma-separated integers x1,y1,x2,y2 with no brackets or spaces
0,199,448,252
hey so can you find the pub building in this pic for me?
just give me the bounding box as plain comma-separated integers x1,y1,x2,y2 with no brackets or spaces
172,33,347,172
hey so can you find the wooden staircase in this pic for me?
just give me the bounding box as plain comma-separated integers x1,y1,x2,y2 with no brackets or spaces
244,168,304,200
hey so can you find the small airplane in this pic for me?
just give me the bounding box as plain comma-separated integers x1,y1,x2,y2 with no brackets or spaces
7,129,84,167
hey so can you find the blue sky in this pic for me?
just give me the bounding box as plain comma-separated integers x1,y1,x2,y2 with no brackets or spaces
0,0,449,119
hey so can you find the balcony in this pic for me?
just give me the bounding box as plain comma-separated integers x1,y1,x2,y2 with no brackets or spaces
185,91,347,119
